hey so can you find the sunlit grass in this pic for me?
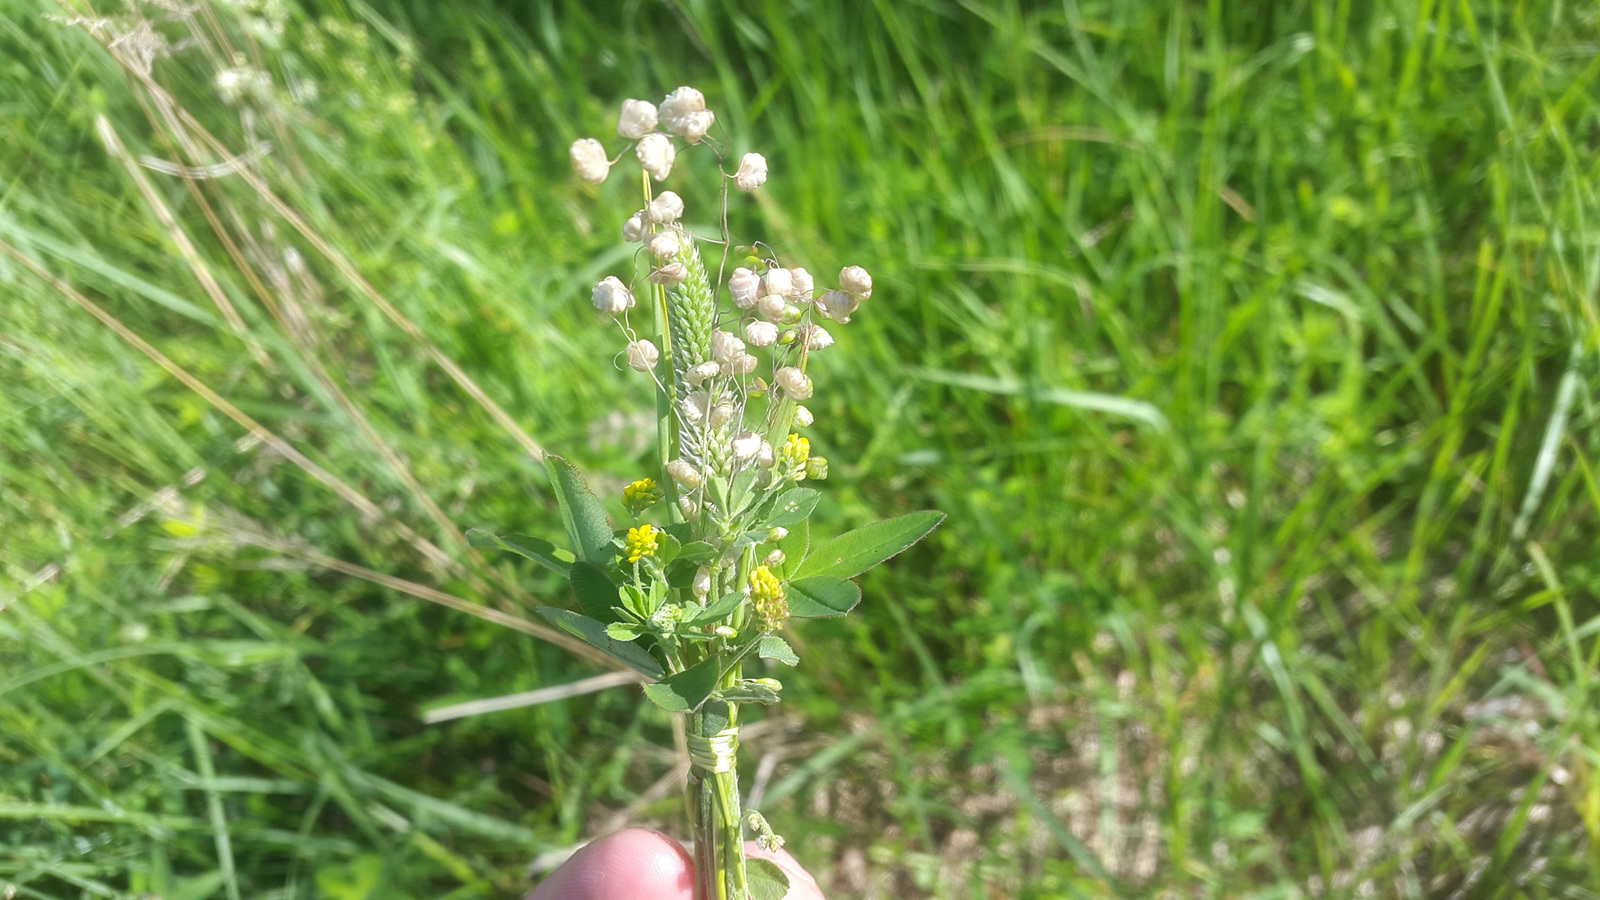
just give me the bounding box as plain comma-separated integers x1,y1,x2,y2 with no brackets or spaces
3,0,1598,897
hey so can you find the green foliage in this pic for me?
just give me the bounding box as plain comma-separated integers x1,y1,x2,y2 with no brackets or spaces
2,0,1599,896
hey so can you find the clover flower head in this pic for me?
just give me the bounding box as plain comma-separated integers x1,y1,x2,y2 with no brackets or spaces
749,565,788,631
622,477,665,513
735,152,768,191
626,339,659,371
636,133,676,180
625,524,661,562
618,99,659,140
775,366,813,400
779,432,811,477
571,138,610,184
592,275,634,315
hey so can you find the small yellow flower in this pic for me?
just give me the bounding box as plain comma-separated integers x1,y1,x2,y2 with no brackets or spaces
622,477,664,513
624,524,661,562
779,433,810,480
749,565,788,631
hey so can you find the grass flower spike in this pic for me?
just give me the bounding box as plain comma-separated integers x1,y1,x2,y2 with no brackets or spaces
472,83,943,900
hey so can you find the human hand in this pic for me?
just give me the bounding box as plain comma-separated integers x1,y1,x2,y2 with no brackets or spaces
528,828,825,900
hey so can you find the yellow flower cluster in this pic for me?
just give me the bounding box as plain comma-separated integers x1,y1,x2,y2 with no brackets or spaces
779,433,810,479
623,477,664,514
749,565,788,631
624,524,661,562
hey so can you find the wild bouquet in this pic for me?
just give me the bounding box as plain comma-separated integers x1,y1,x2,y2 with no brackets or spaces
472,86,942,900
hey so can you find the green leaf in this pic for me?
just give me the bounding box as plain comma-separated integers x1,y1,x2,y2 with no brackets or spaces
545,456,614,564
747,859,792,900
685,591,746,628
674,541,719,564
536,608,663,679
718,682,782,704
758,635,799,666
764,488,819,528
569,561,621,623
641,656,721,712
605,622,643,641
774,517,809,579
795,511,945,579
785,576,862,618
466,529,572,575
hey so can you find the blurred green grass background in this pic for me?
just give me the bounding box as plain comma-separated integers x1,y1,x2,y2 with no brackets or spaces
3,0,1599,896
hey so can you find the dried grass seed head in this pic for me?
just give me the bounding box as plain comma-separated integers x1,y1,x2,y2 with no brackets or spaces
618,98,658,139
592,275,634,314
636,133,676,180
735,152,768,191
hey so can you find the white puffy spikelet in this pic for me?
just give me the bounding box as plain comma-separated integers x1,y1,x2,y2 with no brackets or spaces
775,366,813,400
839,265,873,299
571,138,610,184
592,276,634,315
757,294,789,322
686,361,721,386
797,324,834,351
722,354,758,377
816,289,860,323
649,231,682,260
636,133,676,180
745,320,778,347
763,267,793,299
794,405,814,427
790,267,815,299
626,339,659,371
729,268,761,309
622,212,646,242
735,153,768,191
617,99,659,140
667,458,703,490
646,191,684,224
678,109,715,144
732,430,762,461
710,330,746,364
658,86,706,133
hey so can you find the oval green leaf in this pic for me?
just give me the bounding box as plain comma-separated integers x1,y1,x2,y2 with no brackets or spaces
785,576,862,618
545,456,615,565
764,488,819,528
466,529,572,575
569,561,622,623
757,635,799,666
795,511,945,580
641,655,721,712
685,591,746,628
536,608,662,679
